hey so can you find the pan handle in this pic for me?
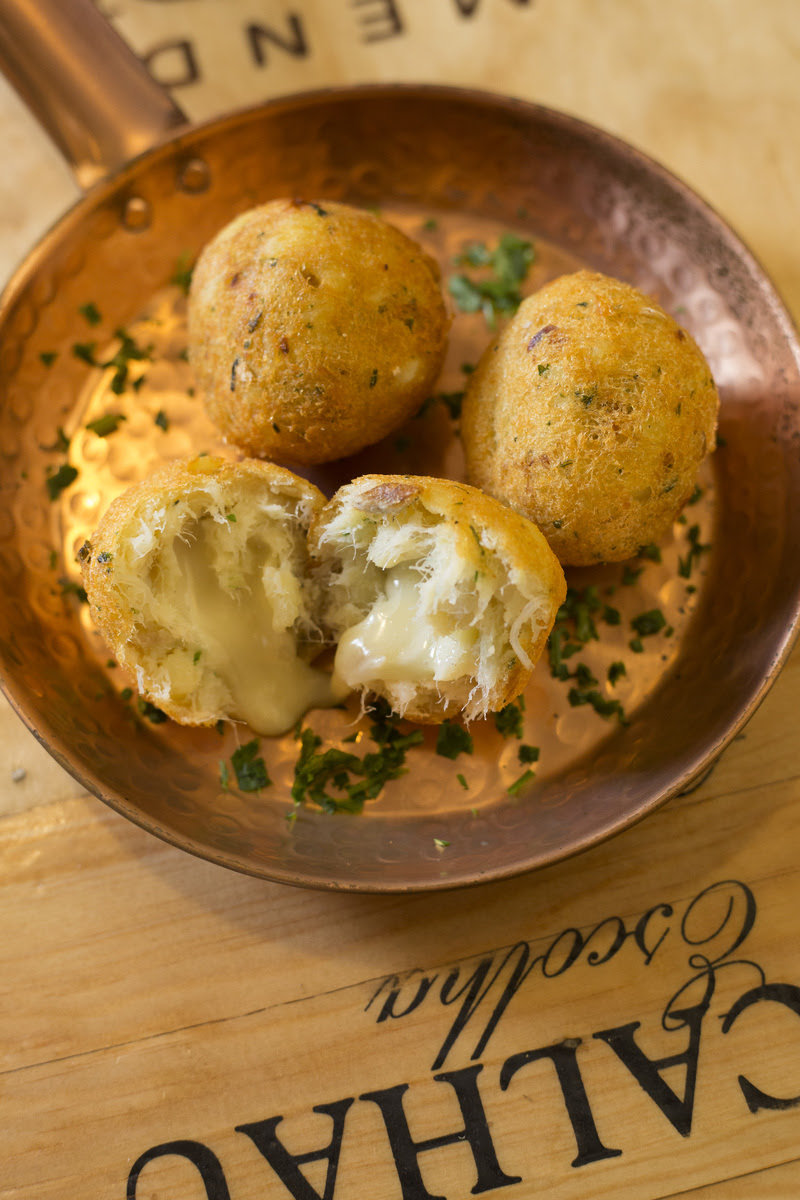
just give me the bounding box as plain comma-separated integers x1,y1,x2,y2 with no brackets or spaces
0,0,187,189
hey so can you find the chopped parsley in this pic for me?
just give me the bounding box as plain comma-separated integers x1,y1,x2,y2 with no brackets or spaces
678,524,711,578
438,390,465,419
41,426,70,453
688,483,703,505
622,565,643,586
436,720,473,760
72,342,97,365
494,699,525,739
78,301,102,326
434,838,450,848
219,760,230,790
171,252,194,295
154,410,170,431
608,661,627,686
457,773,469,790
574,662,598,688
369,368,378,388
422,218,438,231
507,769,535,796
449,232,534,327
86,412,126,437
46,463,78,500
291,701,424,814
631,609,667,637
40,351,58,367
138,699,167,724
567,688,626,723
226,513,237,523
638,543,662,563
72,327,150,393
193,650,202,664
602,605,621,625
58,577,88,603
629,637,644,653
105,328,151,394
518,744,539,764
231,739,271,792
120,687,133,702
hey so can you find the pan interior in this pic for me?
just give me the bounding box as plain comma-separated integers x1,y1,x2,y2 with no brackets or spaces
0,89,798,891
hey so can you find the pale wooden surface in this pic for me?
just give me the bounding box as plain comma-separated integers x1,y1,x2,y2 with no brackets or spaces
2,1,800,1196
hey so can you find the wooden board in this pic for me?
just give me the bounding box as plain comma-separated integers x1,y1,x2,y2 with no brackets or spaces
2,1,800,1195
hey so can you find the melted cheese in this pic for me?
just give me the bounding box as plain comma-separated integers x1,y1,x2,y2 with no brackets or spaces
175,526,337,735
333,566,477,690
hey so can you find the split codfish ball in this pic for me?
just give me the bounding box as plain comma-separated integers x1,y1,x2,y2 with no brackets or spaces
188,199,450,464
461,271,719,566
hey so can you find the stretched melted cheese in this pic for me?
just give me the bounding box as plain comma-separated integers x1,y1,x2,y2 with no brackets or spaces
175,527,336,735
333,566,477,689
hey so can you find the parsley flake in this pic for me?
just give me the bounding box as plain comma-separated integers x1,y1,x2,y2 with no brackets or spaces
231,739,271,792
449,232,534,327
494,700,524,739
72,342,97,365
58,577,88,603
78,301,102,326
171,252,194,295
292,701,423,814
138,699,167,724
86,413,126,437
507,769,535,796
567,688,626,722
436,720,473,760
154,410,170,431
518,744,539,764
678,524,711,578
631,609,667,637
608,661,627,686
46,463,78,501
457,773,469,790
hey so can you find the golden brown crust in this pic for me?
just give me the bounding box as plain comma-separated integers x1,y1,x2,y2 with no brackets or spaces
189,199,450,465
461,270,719,566
309,474,567,721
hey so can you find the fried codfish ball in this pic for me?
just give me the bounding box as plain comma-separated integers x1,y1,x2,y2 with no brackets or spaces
80,456,342,736
188,199,450,464
309,475,566,722
461,271,719,566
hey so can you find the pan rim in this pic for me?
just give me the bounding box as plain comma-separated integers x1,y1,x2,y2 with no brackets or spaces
2,82,800,892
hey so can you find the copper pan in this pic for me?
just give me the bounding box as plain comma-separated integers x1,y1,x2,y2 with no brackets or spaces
1,0,799,893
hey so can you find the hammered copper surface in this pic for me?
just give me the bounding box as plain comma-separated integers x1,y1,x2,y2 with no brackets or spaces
1,88,799,892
